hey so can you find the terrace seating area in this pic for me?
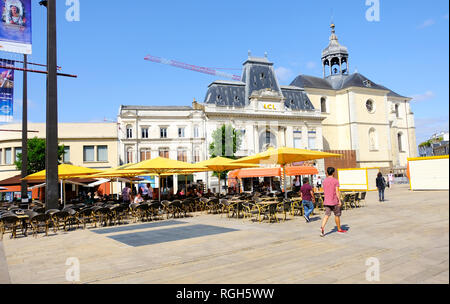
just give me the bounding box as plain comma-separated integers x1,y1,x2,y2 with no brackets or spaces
0,189,368,240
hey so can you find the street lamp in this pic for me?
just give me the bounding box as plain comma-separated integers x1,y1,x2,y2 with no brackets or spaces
40,0,59,210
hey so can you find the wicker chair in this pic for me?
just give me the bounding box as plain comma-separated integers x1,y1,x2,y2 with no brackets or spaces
357,192,367,207
0,214,21,240
29,213,52,237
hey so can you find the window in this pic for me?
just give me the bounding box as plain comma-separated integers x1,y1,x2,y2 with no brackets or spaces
5,148,12,165
140,149,151,161
160,128,168,139
398,133,404,152
83,146,95,162
395,104,400,118
366,99,375,113
194,126,199,138
126,125,133,139
320,97,327,113
126,148,134,164
63,146,70,163
178,127,185,138
97,146,108,162
193,149,200,163
141,127,149,139
308,131,317,150
293,130,302,149
369,128,378,151
15,148,22,162
159,148,169,158
177,148,188,162
0,149,2,165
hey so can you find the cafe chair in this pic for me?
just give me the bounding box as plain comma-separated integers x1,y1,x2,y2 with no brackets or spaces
29,213,52,238
0,214,21,240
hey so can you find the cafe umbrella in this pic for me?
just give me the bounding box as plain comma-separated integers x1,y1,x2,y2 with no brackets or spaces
232,147,341,199
124,157,208,201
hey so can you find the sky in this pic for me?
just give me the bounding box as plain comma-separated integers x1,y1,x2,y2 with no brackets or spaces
1,0,449,145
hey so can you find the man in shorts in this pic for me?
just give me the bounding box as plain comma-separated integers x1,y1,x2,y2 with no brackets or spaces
320,167,347,237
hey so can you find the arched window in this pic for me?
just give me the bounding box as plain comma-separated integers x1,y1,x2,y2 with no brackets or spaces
398,132,404,152
366,99,375,113
259,130,277,152
369,128,378,151
320,97,327,113
126,125,133,139
126,147,134,164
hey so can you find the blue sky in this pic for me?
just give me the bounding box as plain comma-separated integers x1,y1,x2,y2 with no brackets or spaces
2,0,449,144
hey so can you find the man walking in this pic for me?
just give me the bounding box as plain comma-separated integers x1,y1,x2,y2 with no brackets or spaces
376,172,387,202
320,167,347,237
300,177,315,223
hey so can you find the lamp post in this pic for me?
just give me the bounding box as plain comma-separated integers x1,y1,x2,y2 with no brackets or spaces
40,0,59,210
20,55,28,206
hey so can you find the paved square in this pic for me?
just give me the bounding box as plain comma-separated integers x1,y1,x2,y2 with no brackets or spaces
107,224,239,247
1,185,448,284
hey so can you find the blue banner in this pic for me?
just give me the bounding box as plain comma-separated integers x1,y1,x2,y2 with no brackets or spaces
0,0,32,54
0,59,14,122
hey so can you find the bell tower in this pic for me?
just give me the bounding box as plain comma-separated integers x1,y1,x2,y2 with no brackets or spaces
322,23,349,78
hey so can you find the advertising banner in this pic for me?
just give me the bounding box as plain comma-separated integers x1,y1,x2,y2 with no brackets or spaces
0,59,14,122
0,0,32,54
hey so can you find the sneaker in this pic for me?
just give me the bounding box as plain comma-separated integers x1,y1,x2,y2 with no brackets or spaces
304,215,310,223
320,228,325,237
337,229,347,234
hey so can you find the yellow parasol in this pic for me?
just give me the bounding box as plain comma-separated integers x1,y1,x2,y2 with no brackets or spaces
124,157,208,201
196,157,259,196
233,147,341,198
23,164,104,206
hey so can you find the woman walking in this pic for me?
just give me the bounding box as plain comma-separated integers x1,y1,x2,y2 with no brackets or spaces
376,172,387,202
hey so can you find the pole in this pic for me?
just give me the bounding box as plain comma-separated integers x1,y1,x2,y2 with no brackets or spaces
21,54,28,206
45,0,59,211
284,165,288,200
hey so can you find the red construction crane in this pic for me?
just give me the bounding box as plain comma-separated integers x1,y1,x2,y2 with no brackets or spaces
144,55,242,81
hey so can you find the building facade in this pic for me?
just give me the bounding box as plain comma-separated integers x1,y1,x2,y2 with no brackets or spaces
118,24,418,191
293,24,417,169
0,123,119,181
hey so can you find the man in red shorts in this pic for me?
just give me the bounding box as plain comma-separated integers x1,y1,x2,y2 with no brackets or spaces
320,167,347,237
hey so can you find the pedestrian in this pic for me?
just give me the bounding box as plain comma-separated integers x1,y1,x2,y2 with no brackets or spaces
316,176,323,190
300,177,315,223
376,172,387,202
294,177,301,192
320,167,347,237
388,171,394,188
122,183,131,204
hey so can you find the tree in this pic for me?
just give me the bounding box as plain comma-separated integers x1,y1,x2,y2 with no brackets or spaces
209,124,243,179
15,137,66,175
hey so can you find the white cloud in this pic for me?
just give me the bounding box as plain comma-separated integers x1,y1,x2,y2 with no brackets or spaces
411,91,435,102
417,19,436,29
275,67,294,82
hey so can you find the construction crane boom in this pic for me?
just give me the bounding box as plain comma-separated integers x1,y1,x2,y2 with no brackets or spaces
144,55,242,81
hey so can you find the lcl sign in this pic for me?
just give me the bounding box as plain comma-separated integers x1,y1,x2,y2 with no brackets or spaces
263,104,276,110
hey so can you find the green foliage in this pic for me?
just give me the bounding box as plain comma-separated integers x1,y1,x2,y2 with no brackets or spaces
209,124,243,179
14,137,66,175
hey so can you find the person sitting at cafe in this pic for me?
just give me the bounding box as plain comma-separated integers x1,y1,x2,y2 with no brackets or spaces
134,193,144,204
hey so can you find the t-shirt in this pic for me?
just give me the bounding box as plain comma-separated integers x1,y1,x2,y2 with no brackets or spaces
122,187,130,201
300,184,313,201
323,177,340,206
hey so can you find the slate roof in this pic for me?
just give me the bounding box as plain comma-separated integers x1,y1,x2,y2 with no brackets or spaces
290,73,410,99
204,56,316,111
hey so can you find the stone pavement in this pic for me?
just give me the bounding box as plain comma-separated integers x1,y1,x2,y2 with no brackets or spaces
0,184,448,284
